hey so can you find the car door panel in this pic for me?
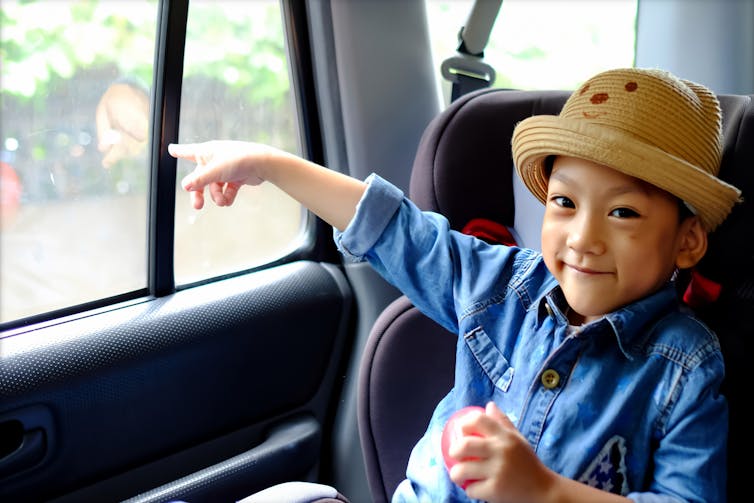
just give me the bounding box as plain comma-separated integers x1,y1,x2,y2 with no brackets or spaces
0,260,352,502
57,415,321,503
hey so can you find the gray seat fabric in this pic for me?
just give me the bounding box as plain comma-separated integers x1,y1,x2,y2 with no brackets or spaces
357,296,456,503
357,88,753,502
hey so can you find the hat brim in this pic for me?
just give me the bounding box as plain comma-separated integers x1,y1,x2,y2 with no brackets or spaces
511,115,742,231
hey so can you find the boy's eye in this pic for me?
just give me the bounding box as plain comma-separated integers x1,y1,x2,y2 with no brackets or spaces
552,195,575,208
610,207,640,218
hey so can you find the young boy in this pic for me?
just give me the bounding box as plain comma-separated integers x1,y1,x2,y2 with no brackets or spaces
169,68,741,502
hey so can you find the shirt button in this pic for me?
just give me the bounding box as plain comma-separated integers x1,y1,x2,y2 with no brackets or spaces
541,369,560,389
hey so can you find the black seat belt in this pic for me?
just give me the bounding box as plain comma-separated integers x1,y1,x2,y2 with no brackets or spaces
441,0,502,102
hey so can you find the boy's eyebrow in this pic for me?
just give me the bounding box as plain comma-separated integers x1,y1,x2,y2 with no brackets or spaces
549,169,653,198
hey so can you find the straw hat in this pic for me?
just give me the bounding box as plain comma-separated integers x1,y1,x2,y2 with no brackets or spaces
511,67,741,231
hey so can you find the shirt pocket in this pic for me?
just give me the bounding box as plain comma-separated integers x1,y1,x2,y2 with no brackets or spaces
463,326,514,392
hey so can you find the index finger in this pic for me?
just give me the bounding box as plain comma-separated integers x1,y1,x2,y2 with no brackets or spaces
168,143,200,161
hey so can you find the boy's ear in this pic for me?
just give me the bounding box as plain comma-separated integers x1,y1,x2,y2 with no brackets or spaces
676,216,708,270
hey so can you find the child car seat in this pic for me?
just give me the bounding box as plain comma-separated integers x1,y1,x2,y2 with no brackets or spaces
225,88,754,503
358,88,753,502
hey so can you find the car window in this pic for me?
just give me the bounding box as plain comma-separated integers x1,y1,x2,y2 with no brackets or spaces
174,0,306,286
0,0,305,324
426,0,638,105
1,0,157,324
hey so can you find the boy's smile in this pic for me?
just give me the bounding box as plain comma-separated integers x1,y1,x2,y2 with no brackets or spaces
540,156,704,325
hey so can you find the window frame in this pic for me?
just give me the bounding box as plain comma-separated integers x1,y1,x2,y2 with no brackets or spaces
0,0,328,332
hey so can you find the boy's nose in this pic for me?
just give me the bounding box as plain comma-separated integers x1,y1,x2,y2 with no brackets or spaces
565,213,606,255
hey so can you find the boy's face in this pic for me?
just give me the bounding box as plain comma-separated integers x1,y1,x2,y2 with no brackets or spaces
541,156,700,325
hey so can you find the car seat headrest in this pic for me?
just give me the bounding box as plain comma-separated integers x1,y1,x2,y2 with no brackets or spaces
408,89,571,234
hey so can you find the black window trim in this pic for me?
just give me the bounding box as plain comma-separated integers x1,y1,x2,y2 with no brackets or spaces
149,0,188,298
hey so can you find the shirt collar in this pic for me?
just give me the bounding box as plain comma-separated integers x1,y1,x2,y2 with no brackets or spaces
536,282,680,360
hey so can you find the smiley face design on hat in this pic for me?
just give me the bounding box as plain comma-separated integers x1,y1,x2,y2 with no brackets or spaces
577,79,637,119
511,67,742,231
557,69,695,138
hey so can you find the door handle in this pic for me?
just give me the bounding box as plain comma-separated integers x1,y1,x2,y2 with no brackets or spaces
0,405,54,479
0,424,46,478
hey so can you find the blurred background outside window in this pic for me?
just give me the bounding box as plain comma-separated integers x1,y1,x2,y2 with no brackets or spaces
0,0,303,323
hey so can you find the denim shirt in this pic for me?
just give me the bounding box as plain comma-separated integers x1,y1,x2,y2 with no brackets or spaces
335,174,727,503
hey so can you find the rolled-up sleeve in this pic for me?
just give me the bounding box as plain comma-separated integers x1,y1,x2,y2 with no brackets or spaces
334,173,404,261
331,172,517,335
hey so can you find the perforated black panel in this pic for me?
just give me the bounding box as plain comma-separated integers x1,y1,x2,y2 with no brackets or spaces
0,260,352,502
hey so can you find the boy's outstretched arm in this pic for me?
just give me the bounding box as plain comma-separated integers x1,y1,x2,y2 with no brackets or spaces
168,140,367,231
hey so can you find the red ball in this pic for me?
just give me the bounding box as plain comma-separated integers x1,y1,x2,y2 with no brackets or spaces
441,406,485,489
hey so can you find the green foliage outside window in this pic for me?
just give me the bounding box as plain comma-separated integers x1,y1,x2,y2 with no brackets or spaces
1,0,291,201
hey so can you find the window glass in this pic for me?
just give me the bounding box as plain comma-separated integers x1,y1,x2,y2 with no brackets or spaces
174,0,305,285
1,0,157,323
426,0,638,106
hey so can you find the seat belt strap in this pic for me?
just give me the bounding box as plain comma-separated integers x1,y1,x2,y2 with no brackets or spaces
441,0,502,101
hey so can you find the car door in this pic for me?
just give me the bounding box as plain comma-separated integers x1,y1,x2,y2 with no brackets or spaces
0,1,356,501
